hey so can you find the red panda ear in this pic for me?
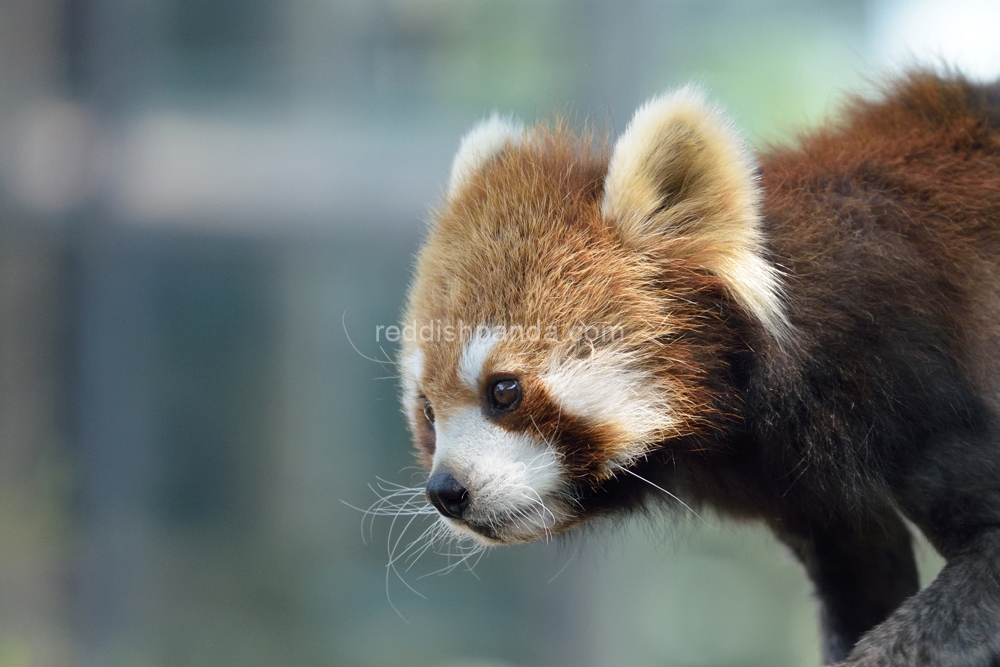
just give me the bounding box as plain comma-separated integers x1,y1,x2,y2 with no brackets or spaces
447,114,525,198
602,86,790,341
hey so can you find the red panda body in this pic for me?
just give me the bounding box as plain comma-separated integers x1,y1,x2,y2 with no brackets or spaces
398,74,1000,665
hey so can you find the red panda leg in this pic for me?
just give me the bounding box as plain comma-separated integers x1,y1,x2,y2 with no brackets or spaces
841,529,1000,667
772,514,919,665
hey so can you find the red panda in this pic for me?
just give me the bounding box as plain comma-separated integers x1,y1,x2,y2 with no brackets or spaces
397,73,1000,666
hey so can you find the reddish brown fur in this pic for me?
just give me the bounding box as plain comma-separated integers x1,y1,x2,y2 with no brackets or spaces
762,74,1000,417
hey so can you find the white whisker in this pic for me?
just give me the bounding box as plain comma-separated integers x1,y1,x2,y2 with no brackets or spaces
614,466,713,528
547,547,579,584
341,311,399,370
346,476,500,612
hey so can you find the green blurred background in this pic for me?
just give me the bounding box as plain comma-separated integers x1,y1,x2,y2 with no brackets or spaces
0,0,993,665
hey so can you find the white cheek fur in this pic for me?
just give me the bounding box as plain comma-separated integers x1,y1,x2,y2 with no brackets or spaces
542,351,676,465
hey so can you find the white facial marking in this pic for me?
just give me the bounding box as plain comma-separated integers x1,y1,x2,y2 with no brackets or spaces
400,347,424,406
433,407,570,543
458,329,502,391
402,348,423,383
543,351,675,465
448,114,525,196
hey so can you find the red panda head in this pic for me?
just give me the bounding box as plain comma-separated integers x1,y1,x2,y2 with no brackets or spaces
400,88,789,545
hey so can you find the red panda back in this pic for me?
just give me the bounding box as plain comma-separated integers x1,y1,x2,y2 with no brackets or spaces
760,73,1000,407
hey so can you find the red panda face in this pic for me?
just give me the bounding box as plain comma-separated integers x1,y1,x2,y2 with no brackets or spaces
401,91,789,545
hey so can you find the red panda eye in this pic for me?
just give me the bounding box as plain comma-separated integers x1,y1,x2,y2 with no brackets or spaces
423,398,435,425
489,378,521,411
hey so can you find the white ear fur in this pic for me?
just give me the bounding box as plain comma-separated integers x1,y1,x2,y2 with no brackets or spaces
447,114,525,196
602,86,791,342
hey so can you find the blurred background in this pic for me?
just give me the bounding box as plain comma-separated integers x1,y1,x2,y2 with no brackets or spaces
0,0,995,665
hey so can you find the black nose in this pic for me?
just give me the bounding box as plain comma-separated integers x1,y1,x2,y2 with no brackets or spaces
426,471,469,519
